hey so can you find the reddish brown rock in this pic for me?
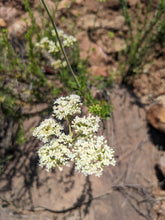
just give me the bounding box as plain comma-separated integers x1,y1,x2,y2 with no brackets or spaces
77,32,108,66
97,37,125,54
77,14,100,29
127,0,139,6
58,0,72,10
101,16,125,30
0,18,7,27
0,6,20,24
156,153,165,177
147,95,165,133
8,19,27,39
78,15,125,31
88,66,108,77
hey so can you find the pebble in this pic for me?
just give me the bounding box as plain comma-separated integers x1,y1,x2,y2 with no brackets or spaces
0,18,7,27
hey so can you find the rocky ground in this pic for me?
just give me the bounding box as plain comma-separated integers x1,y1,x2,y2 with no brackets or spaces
0,0,165,219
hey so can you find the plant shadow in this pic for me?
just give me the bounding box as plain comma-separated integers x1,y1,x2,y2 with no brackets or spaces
147,123,165,151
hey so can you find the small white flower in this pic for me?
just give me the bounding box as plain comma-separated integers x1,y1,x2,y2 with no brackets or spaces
58,133,73,144
33,118,63,143
38,138,72,171
53,94,82,120
51,59,62,69
73,135,116,176
72,114,100,136
62,61,67,67
33,94,116,177
36,29,76,56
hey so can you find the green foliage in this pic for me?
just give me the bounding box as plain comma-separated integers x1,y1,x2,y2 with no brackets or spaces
119,0,165,84
108,31,115,39
97,0,106,2
17,123,28,145
23,0,46,81
91,73,115,90
89,101,113,119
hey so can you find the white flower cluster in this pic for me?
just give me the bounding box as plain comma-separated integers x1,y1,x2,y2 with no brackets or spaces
33,118,63,143
35,29,76,70
36,29,76,55
38,138,72,171
72,114,100,136
53,94,82,120
51,29,77,47
33,94,116,176
73,136,116,176
51,59,67,69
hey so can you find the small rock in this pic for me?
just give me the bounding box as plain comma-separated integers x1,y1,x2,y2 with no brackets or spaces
8,20,27,39
83,0,99,13
147,95,165,133
127,0,139,6
75,0,84,4
101,16,125,30
98,37,125,53
78,15,125,31
0,18,7,27
0,7,20,24
58,0,72,10
71,9,80,17
77,32,108,65
88,66,108,77
77,14,100,29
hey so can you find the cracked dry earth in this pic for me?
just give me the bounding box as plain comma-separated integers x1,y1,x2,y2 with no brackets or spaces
0,0,165,219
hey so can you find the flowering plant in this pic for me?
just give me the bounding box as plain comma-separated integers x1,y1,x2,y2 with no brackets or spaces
35,29,76,70
33,94,116,177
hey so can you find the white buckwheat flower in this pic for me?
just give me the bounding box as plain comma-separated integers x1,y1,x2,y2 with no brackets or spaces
38,138,72,171
33,94,116,177
51,60,67,69
51,29,64,37
53,94,82,120
58,133,73,144
72,114,100,136
33,118,63,143
35,37,50,49
48,41,59,53
51,59,63,69
73,135,116,177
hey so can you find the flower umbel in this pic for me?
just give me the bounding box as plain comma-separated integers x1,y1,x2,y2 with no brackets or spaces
72,114,100,136
33,118,63,143
73,136,116,177
53,94,82,120
35,28,77,70
33,94,116,176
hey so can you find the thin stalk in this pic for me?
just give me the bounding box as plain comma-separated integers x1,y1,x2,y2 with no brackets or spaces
67,116,73,138
40,0,81,89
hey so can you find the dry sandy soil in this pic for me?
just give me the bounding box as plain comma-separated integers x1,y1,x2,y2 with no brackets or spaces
0,0,165,219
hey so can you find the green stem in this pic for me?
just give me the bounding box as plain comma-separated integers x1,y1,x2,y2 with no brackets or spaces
67,116,73,138
40,0,81,89
72,133,83,142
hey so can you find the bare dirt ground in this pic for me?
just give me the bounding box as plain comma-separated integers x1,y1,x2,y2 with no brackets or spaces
0,0,165,219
